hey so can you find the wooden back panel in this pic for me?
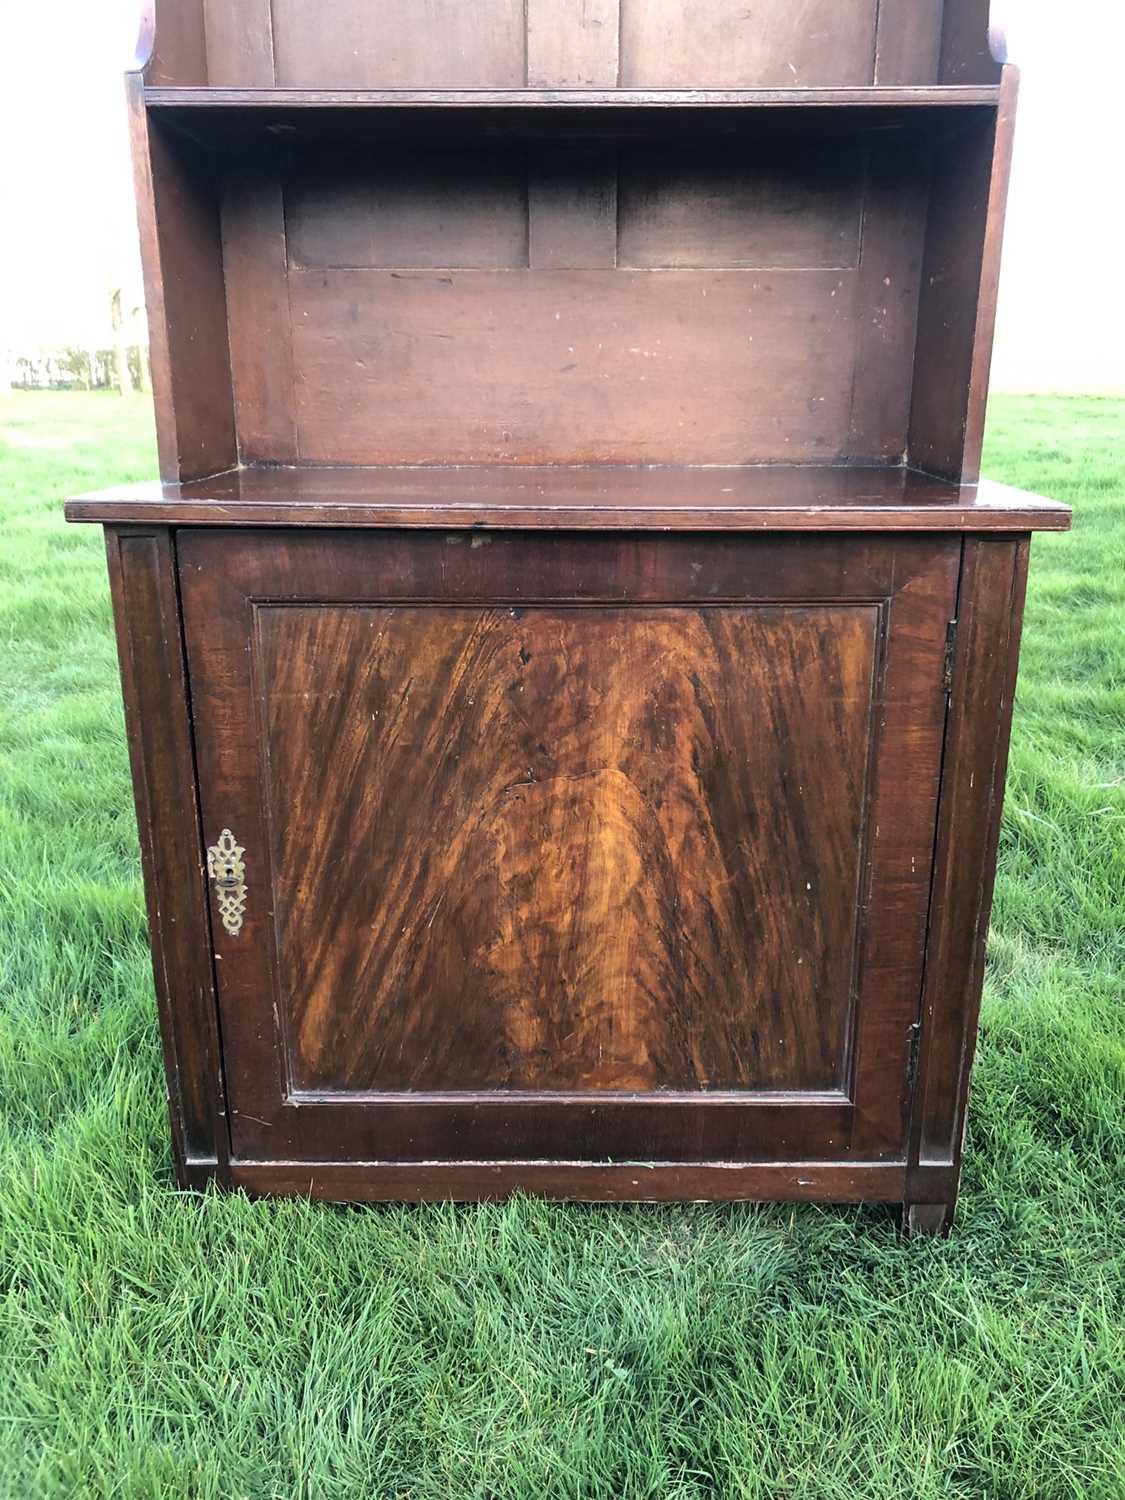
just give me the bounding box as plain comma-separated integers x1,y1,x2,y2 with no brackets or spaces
221,128,930,466
145,0,1001,88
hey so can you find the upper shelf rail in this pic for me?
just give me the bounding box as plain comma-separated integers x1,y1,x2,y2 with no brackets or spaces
144,85,1004,111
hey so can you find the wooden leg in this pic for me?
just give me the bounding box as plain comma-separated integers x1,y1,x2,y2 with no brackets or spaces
903,1201,955,1238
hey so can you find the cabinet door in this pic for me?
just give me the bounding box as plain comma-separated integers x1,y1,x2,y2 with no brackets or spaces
179,530,958,1173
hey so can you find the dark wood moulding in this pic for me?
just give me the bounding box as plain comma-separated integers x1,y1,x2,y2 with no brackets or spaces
68,465,1069,532
228,1160,960,1205
145,86,1005,108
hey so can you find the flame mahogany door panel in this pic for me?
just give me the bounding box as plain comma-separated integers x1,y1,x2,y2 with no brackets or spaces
178,529,959,1168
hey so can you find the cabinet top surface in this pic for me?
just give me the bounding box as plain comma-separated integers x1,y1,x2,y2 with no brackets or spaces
67,465,1070,533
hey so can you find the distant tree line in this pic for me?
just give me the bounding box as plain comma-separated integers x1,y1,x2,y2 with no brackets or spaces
7,289,149,395
13,346,150,394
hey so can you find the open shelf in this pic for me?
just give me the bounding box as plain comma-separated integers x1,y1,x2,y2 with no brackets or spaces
66,465,1071,533
127,0,1025,503
145,85,1002,144
132,84,1020,489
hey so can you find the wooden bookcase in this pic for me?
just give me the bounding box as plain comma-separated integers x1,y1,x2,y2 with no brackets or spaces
67,0,1070,1233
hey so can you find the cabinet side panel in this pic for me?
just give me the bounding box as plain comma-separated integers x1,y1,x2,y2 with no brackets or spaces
143,0,207,85
128,77,237,482
960,67,1019,484
845,133,930,462
909,536,1029,1198
104,528,227,1183
908,70,1017,481
846,536,960,1156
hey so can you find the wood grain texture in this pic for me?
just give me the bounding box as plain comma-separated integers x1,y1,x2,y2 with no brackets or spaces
177,529,957,1165
618,0,879,87
960,66,1019,484
128,79,237,481
904,1200,954,1236
140,0,999,91
196,128,934,468
141,0,992,92
939,0,1005,84
285,148,530,270
127,75,180,481
528,145,618,270
202,0,275,86
104,527,227,1181
845,133,930,460
527,0,620,87
141,0,207,86
874,0,944,85
288,265,862,464
907,535,1030,1223
616,140,864,269
258,603,876,1093
220,171,298,462
145,87,1004,115
229,1160,967,1204
66,468,1073,533
908,69,1017,482
907,111,992,480
270,0,526,87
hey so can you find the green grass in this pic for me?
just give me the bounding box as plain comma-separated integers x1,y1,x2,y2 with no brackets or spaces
1,390,1123,1499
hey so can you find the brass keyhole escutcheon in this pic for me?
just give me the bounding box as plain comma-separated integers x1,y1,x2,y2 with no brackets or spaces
207,828,247,937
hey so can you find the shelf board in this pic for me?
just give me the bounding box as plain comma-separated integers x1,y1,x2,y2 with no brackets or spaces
145,86,1002,146
67,465,1070,533
145,86,1002,110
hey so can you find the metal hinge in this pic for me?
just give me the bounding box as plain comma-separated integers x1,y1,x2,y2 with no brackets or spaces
942,619,958,696
905,1021,923,1094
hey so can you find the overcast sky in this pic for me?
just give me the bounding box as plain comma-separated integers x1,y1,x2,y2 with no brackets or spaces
1,0,1121,392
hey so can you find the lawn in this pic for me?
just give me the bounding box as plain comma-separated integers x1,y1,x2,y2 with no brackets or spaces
0,390,1122,1499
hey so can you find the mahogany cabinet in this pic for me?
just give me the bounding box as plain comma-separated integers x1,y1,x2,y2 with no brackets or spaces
67,0,1069,1232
